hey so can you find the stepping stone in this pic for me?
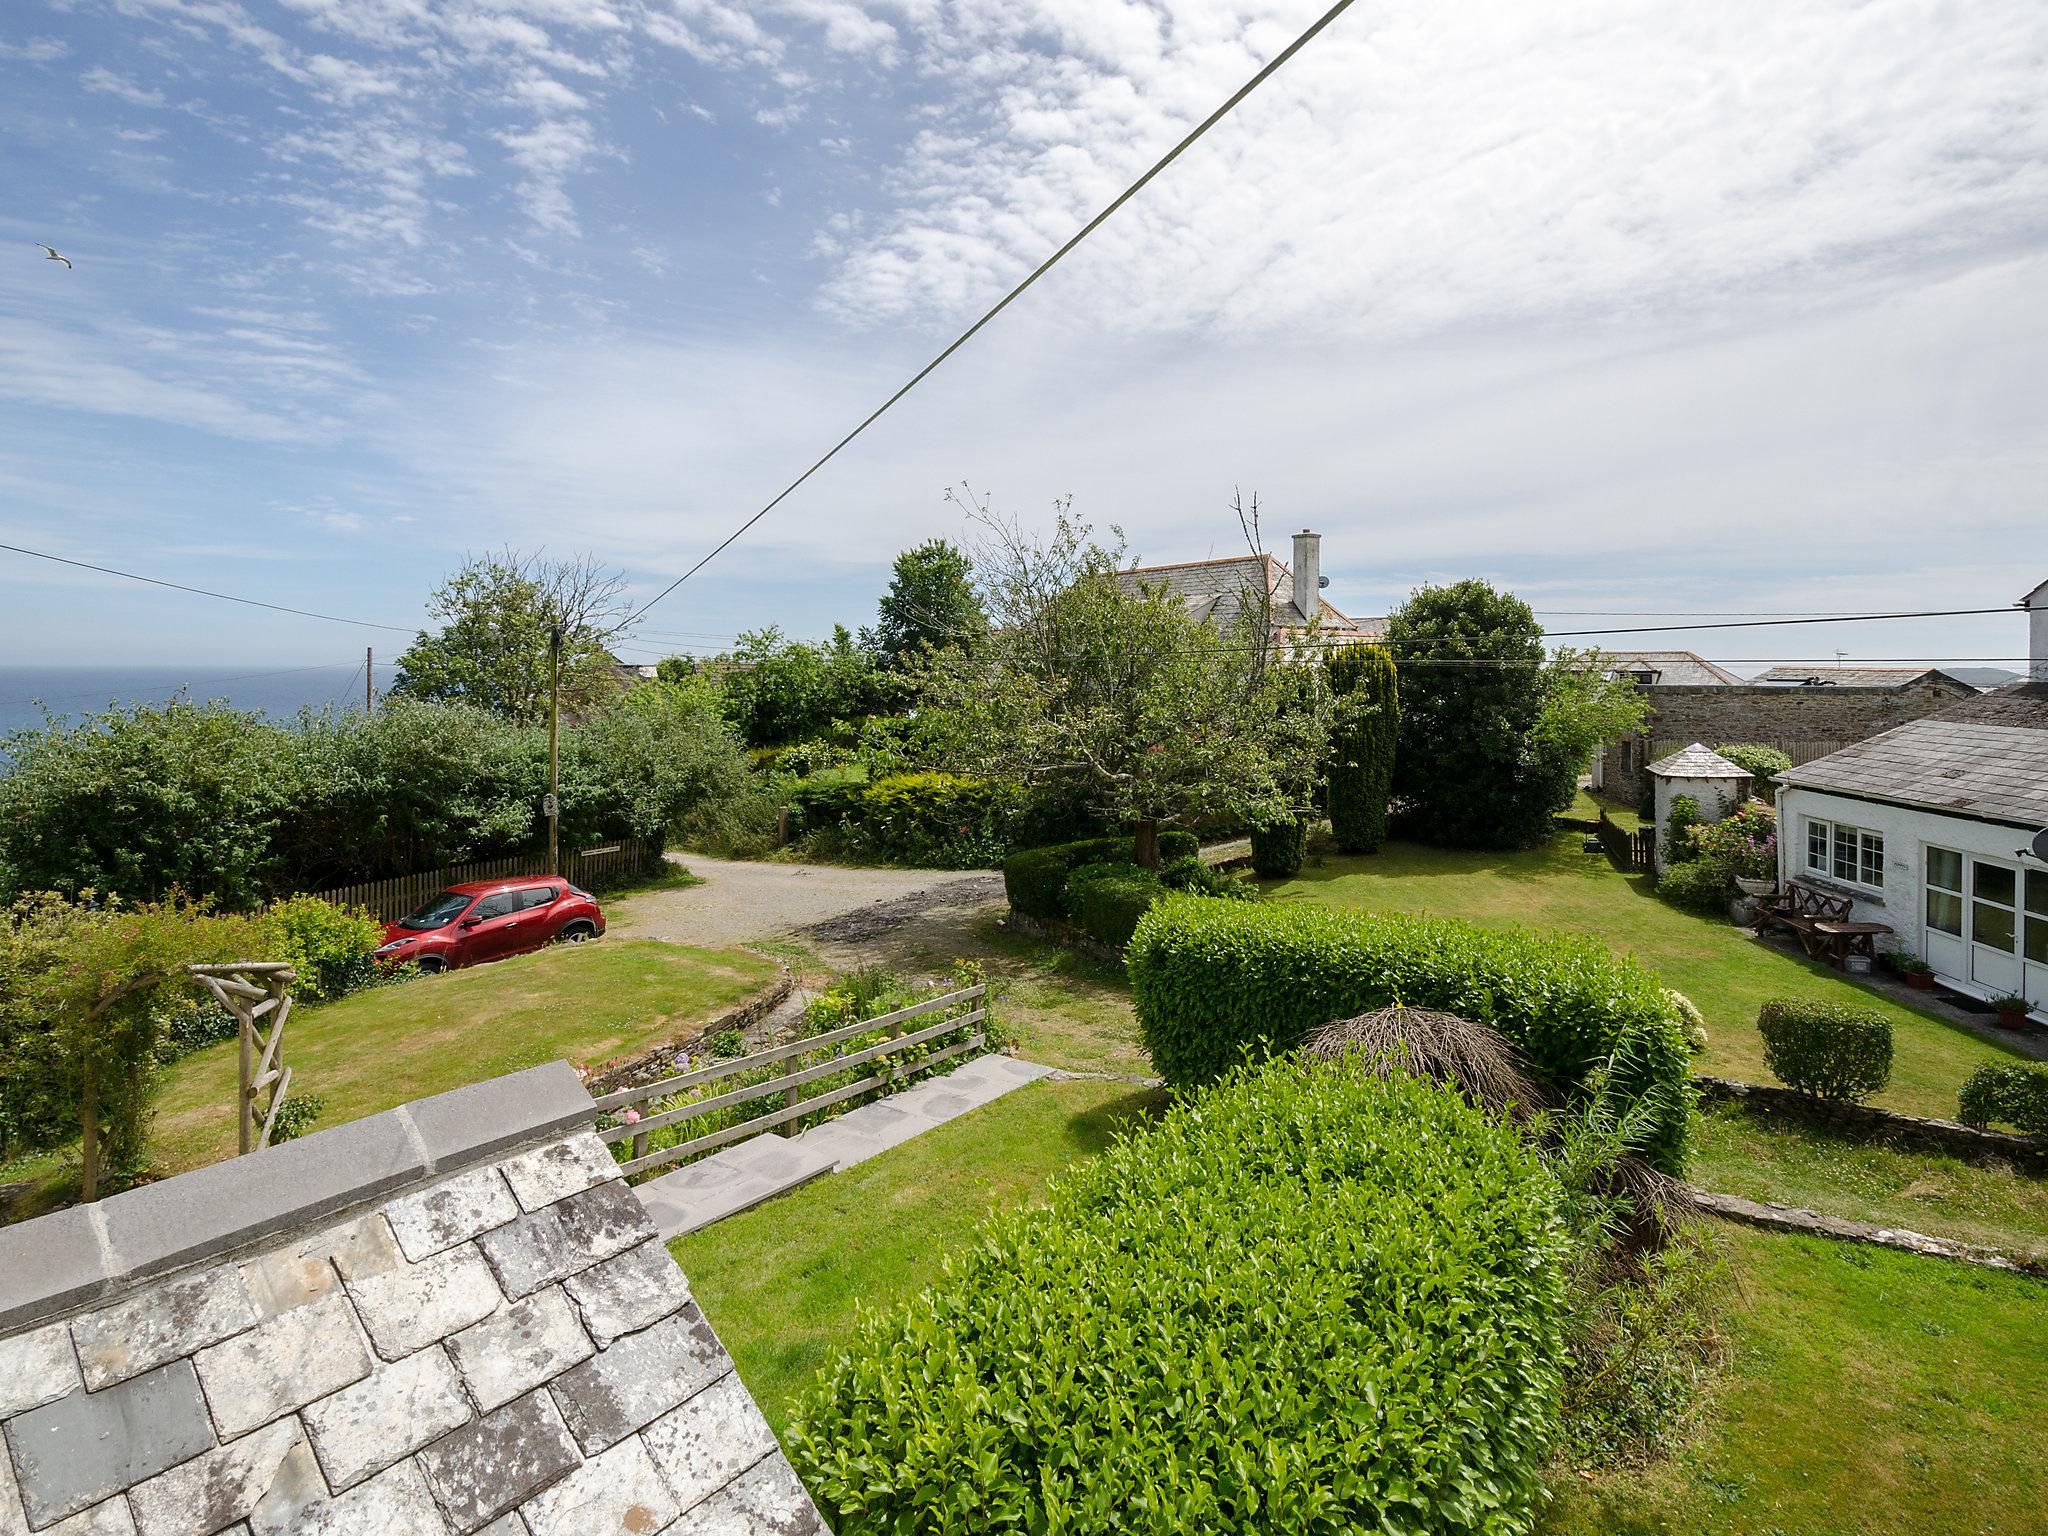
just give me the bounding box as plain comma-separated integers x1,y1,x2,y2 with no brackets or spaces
636,1142,836,1240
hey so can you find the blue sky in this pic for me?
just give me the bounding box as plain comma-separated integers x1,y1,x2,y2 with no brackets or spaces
3,0,2046,675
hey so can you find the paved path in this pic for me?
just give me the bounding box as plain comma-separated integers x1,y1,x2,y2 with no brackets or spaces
636,1054,1055,1239
610,853,1000,949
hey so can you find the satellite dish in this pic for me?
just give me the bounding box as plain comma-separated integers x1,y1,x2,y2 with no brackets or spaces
2033,827,2048,862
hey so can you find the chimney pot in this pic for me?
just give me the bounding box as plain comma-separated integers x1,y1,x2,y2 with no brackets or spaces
2027,580,2048,682
1291,530,1321,624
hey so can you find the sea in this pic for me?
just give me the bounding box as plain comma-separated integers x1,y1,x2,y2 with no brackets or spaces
0,665,386,741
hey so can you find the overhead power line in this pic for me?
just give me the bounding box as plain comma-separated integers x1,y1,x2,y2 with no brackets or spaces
0,541,416,634
624,0,1365,625
1544,606,2023,639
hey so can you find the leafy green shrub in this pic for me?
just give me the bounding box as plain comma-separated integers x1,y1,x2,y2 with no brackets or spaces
1067,861,1166,948
1325,643,1399,853
261,895,384,1003
704,1029,746,1060
267,1094,323,1144
1160,856,1259,902
157,999,240,1061
787,1057,1567,1535
1158,828,1199,863
1661,794,1702,866
1248,816,1307,878
1001,846,1070,919
855,770,1000,863
1713,743,1791,794
1758,1000,1893,1102
1956,1062,2048,1137
1655,856,1735,916
1128,896,1693,1172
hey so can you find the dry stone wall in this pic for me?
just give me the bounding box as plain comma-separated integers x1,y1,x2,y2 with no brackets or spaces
0,1064,823,1536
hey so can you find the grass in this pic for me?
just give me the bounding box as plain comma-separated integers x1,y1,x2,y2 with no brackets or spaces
1691,1101,2048,1260
147,937,778,1176
1563,785,1644,830
1545,1224,2048,1535
1271,834,2027,1118
672,1076,1160,1431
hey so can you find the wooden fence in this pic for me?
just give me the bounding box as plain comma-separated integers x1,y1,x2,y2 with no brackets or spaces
313,837,664,921
1598,812,1656,873
593,984,988,1178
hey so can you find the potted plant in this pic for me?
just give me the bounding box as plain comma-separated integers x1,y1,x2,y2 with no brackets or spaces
1899,957,1936,991
1990,993,2033,1031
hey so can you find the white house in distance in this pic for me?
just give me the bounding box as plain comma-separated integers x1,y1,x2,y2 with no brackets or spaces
1116,529,1385,655
1774,579,2048,1017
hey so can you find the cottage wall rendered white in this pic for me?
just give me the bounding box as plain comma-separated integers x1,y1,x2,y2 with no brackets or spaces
1651,774,1743,873
1775,784,2048,1013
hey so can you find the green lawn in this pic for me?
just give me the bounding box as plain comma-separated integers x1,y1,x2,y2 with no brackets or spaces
1271,835,2026,1119
1692,1101,2048,1261
672,1076,1160,1430
1545,1225,2048,1536
148,937,779,1175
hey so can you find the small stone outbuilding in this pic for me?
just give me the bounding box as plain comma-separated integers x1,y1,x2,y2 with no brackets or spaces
1645,743,1752,873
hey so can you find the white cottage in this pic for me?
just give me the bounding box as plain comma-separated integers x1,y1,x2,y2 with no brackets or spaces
1774,580,2048,1018
1645,743,1751,875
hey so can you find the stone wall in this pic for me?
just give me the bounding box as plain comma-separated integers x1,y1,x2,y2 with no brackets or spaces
1600,676,1976,804
0,1064,823,1536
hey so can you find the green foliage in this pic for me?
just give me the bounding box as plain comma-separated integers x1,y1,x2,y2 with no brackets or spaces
158,999,239,1062
1758,1000,1893,1102
1653,856,1733,917
390,550,630,724
705,1029,747,1060
1532,652,1652,798
1160,856,1259,901
787,1056,1567,1536
716,626,902,749
1324,642,1399,853
1158,829,1200,863
1956,1062,2048,1137
1657,801,1777,916
267,1094,324,1144
0,892,263,1194
259,895,383,1003
1247,816,1308,877
853,771,1005,867
1000,846,1072,920
864,539,987,668
1662,795,1702,866
1127,895,1694,1172
1066,861,1167,948
1713,744,1792,794
1386,581,1574,850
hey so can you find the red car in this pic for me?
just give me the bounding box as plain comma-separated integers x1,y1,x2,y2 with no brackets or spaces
375,878,606,974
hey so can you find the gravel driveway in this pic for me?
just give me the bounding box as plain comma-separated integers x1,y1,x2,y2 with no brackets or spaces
609,853,1002,950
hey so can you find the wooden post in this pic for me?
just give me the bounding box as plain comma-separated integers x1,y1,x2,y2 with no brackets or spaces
548,624,562,876
238,995,255,1154
366,646,374,714
780,1049,802,1136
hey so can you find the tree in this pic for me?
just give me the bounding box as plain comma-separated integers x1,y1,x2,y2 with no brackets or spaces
1534,650,1652,790
912,502,1324,866
0,893,261,1199
865,539,986,668
716,626,900,749
1325,643,1399,853
392,550,631,724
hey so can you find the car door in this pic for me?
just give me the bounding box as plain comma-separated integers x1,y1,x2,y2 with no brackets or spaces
456,891,526,965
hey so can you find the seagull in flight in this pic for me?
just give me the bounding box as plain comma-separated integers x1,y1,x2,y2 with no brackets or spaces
38,245,72,269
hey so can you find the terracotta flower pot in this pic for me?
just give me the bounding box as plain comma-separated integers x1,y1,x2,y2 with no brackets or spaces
1997,1009,2028,1032
1906,971,1935,991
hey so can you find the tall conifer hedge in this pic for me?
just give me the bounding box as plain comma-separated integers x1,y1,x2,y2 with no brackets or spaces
1324,642,1399,853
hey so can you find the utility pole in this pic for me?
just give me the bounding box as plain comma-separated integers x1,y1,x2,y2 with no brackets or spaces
547,623,563,875
366,647,374,714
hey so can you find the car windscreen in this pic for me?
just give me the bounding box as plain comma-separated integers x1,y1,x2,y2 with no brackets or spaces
397,891,473,931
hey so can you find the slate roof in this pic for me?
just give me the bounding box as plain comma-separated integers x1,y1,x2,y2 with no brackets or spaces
1646,743,1752,780
1117,553,1385,640
1777,682,2048,827
1751,665,1970,690
1602,651,1745,686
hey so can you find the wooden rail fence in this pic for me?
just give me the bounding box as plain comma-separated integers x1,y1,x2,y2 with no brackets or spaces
313,838,664,921
1598,812,1657,873
594,984,988,1178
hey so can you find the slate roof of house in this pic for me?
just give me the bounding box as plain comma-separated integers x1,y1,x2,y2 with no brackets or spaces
1117,554,1385,640
1646,743,1752,780
1602,651,1745,686
1751,665,1970,690
1777,682,2048,827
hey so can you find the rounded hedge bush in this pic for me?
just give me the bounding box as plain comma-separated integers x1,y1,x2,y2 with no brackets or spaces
1127,896,1694,1172
1248,816,1308,878
1067,861,1166,948
1757,1000,1892,1102
1957,1061,2048,1137
787,1057,1568,1535
1000,846,1071,920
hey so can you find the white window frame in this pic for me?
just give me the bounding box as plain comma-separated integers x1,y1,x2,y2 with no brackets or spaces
1803,817,1885,892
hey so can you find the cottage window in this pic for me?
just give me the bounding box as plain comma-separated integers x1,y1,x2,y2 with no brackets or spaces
1925,848,1964,937
2026,871,2048,966
1806,819,1884,891
1973,863,2018,953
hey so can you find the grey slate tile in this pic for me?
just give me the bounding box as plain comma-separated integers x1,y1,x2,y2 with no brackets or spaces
71,1269,258,1391
476,1182,652,1298
547,1305,730,1454
417,1389,582,1535
3,1361,216,1527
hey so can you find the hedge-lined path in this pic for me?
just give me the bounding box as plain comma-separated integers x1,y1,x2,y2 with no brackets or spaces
636,1053,1055,1237
610,852,996,947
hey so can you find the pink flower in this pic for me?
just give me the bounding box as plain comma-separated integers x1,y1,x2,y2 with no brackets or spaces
622,1108,642,1125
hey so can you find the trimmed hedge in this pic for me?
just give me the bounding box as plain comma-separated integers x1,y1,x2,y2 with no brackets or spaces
1248,816,1308,878
1128,896,1693,1172
787,1057,1567,1534
1956,1061,2048,1138
1001,830,1200,921
1067,861,1167,948
1757,999,1892,1102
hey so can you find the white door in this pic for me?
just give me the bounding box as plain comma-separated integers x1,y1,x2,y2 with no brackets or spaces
2025,869,2048,1011
1969,859,2023,995
1923,846,1967,982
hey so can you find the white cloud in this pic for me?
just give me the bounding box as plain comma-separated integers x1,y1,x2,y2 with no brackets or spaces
0,37,71,62
496,115,600,234
81,65,166,106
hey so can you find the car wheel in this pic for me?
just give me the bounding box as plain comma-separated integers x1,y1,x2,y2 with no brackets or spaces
416,955,447,975
558,922,595,945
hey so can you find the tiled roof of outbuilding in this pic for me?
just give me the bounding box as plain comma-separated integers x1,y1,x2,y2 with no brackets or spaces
1116,554,1384,640
1602,651,1745,686
1646,743,1752,779
1751,665,1972,690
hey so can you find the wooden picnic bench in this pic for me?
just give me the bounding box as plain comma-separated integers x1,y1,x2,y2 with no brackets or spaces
1758,880,1892,967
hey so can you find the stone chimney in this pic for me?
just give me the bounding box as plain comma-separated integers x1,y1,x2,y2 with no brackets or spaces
1291,529,1321,622
2029,579,2048,682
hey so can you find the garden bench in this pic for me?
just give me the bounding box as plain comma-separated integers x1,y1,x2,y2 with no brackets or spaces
1760,880,1855,955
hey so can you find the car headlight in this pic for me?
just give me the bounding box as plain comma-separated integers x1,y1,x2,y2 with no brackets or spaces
374,939,410,954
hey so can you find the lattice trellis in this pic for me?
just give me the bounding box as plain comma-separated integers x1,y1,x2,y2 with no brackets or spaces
188,962,297,1154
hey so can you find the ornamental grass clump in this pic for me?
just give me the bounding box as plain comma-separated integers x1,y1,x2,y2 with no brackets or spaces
1127,896,1694,1173
1300,1006,1542,1120
1757,999,1892,1102
787,1056,1568,1536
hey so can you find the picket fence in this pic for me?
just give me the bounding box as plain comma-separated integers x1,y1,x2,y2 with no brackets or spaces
313,837,664,921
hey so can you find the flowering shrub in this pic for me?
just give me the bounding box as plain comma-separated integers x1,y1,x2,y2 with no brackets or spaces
1659,802,1777,916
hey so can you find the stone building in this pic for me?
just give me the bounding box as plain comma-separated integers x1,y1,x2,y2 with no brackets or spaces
0,1065,823,1536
